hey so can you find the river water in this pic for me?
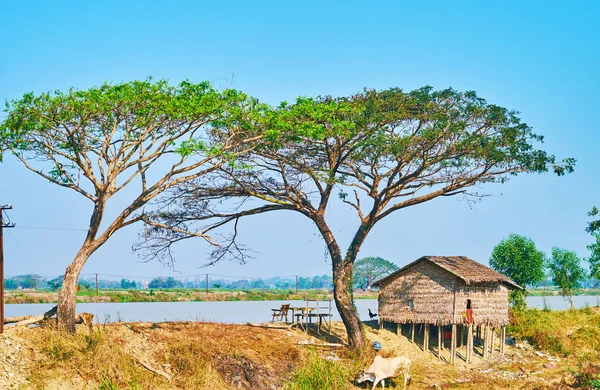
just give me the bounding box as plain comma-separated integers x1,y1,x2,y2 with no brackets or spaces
5,296,598,325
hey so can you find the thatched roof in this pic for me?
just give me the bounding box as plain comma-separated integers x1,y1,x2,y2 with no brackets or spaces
372,256,522,290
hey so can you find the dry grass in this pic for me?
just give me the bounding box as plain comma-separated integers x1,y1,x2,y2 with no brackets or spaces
22,321,308,389
27,326,168,389
5,309,599,389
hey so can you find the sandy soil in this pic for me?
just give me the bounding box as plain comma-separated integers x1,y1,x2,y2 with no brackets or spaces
0,319,589,389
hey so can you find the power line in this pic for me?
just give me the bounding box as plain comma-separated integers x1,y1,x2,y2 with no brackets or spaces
5,230,34,274
16,225,88,232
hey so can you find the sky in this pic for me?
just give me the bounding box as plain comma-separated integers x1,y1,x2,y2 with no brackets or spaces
0,0,599,281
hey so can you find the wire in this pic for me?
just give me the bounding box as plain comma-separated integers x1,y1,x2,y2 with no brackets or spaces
5,230,35,273
16,225,88,232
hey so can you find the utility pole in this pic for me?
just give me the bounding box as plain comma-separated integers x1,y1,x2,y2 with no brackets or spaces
0,204,16,334
205,274,209,293
95,274,99,297
295,275,299,294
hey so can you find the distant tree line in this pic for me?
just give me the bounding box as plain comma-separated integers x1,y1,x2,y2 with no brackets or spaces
2,274,342,291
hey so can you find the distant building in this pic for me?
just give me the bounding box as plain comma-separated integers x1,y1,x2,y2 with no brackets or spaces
141,280,149,289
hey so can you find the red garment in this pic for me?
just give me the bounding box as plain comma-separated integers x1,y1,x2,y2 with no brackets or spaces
466,309,473,323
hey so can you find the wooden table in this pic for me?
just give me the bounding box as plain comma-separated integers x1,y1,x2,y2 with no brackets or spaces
290,307,314,330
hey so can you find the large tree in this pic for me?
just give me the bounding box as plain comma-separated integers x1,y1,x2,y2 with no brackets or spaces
0,80,262,332
142,87,574,348
489,234,546,308
547,247,587,309
353,257,398,290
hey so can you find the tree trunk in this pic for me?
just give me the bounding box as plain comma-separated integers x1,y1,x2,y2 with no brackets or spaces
568,294,574,309
312,215,366,349
332,257,365,349
57,248,91,333
57,199,108,333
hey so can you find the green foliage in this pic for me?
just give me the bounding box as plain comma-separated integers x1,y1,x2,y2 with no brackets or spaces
3,274,42,289
285,352,349,390
489,234,546,308
47,276,63,291
586,207,600,282
587,206,600,234
148,277,183,289
120,279,137,289
353,257,398,290
509,308,600,360
547,247,587,308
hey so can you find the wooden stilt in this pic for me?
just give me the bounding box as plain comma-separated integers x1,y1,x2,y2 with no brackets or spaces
467,323,474,363
450,324,457,365
411,323,415,343
424,324,430,352
396,322,401,336
437,325,442,360
483,323,489,359
380,320,384,330
500,326,506,355
490,327,495,356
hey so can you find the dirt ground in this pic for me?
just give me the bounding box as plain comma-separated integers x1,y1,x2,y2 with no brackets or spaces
0,319,593,389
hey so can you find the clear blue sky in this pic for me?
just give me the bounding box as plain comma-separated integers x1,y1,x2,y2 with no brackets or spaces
1,1,598,280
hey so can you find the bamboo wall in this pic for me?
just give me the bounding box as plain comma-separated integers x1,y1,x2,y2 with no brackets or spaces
377,261,510,326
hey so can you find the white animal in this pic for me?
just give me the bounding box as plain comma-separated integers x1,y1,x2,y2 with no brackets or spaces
357,355,411,390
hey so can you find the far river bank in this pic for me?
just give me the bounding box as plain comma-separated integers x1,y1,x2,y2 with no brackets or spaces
5,296,599,324
4,287,600,305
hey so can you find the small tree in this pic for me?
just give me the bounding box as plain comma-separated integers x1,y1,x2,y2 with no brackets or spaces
547,247,587,309
1,79,261,332
489,234,546,308
353,257,398,290
586,207,600,282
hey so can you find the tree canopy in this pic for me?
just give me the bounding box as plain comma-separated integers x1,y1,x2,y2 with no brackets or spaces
142,86,574,348
353,257,398,290
547,247,587,308
0,79,264,332
489,234,546,308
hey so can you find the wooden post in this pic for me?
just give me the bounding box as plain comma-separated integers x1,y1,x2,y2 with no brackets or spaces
0,205,14,335
396,323,401,336
437,325,442,359
500,326,506,355
328,299,332,331
457,325,462,347
0,210,4,335
95,273,99,297
490,327,495,357
295,275,298,294
424,324,430,352
467,323,473,363
450,324,457,365
483,323,489,359
411,323,415,343
380,320,384,330
205,274,209,293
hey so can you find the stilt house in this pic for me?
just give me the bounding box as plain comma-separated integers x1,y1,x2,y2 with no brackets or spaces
372,256,522,364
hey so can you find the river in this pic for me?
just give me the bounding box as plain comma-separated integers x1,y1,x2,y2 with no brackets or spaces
5,295,598,324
